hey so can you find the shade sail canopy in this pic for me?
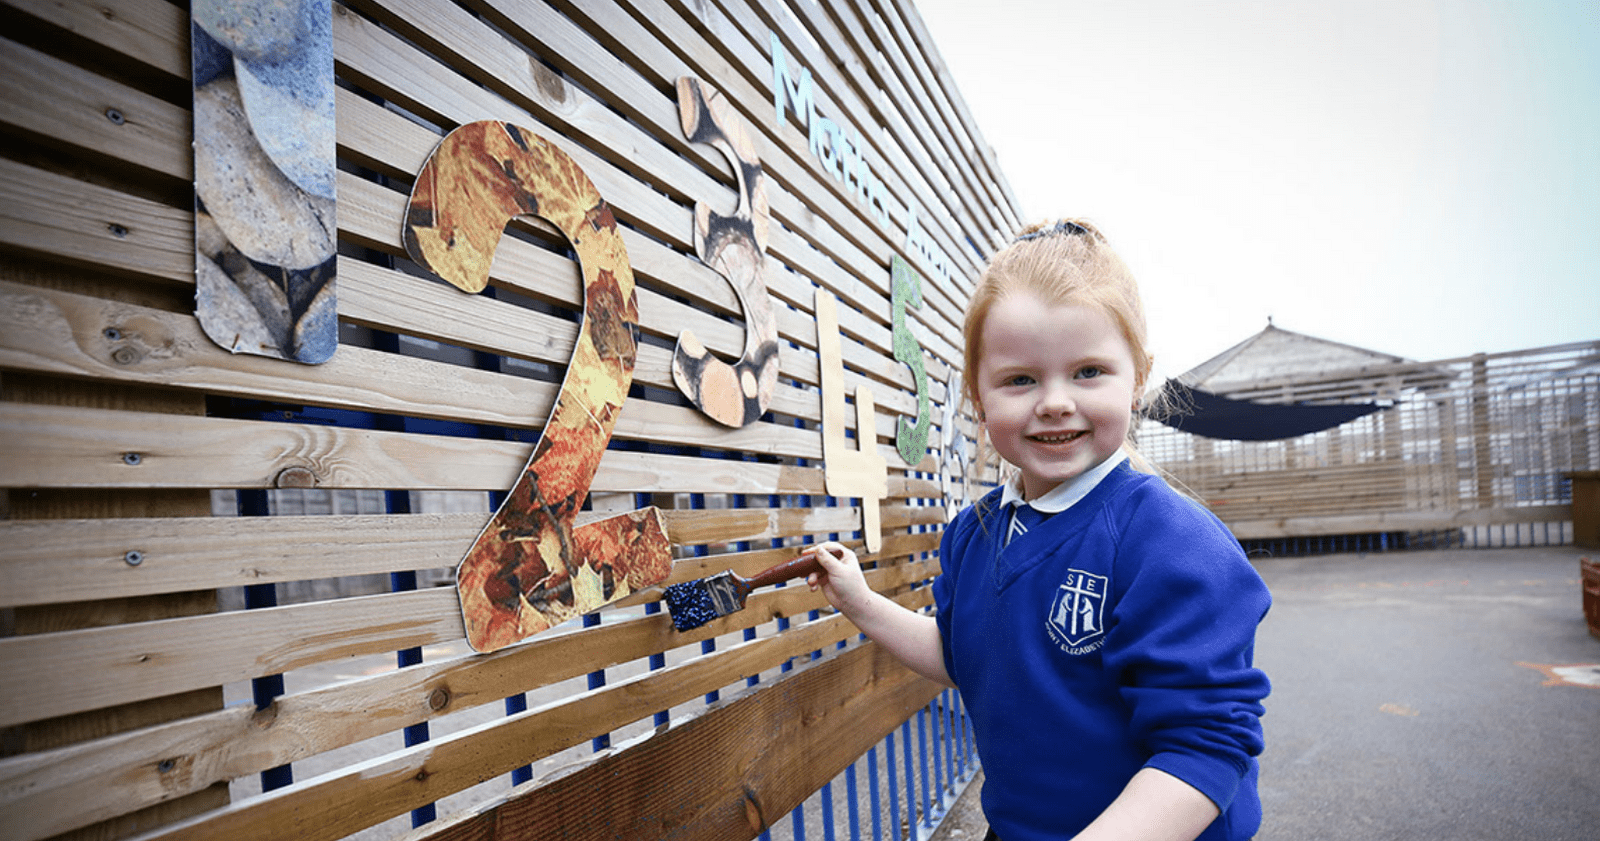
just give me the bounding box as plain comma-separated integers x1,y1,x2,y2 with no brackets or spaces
1152,380,1385,441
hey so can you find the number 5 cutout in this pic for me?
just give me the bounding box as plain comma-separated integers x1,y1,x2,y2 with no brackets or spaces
890,256,931,464
404,121,671,652
671,77,780,427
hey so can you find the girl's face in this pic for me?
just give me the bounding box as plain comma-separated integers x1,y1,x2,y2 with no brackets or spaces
975,292,1139,500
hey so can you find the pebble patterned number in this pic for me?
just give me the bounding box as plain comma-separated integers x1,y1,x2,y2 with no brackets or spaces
670,76,781,428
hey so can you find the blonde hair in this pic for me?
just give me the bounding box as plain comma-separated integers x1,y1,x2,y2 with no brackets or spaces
962,219,1159,476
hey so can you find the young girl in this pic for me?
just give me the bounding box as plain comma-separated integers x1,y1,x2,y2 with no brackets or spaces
804,220,1271,841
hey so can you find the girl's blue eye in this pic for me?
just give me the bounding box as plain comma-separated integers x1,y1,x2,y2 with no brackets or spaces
1077,366,1103,380
1008,374,1034,387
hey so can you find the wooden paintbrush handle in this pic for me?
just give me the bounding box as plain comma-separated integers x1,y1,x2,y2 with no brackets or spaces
744,554,824,589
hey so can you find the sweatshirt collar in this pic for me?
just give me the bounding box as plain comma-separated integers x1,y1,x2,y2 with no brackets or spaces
1000,450,1129,515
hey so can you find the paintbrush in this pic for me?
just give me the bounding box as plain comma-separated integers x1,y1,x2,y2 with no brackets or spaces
663,554,824,631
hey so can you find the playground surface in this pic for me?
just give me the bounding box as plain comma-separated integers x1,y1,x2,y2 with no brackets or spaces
934,544,1600,841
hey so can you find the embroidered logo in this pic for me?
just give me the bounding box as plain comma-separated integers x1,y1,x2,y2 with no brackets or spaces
1046,569,1108,654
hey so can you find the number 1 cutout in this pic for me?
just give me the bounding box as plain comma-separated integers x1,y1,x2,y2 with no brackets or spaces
816,289,887,552
192,0,337,364
671,77,780,427
403,120,670,652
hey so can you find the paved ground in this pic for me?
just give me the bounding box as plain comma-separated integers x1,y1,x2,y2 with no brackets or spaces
934,545,1600,841
1252,545,1599,840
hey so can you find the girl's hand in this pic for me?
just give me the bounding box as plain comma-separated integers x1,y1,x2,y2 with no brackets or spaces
801,540,872,615
801,540,956,689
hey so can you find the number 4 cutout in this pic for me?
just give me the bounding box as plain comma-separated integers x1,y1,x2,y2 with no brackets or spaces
815,288,887,553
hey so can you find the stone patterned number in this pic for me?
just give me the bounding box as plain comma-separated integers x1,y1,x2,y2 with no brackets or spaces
403,120,670,652
671,77,781,427
191,0,337,364
816,288,888,553
938,369,973,521
890,256,931,465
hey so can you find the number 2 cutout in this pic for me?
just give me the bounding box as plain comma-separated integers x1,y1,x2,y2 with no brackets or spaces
404,120,671,653
671,77,780,427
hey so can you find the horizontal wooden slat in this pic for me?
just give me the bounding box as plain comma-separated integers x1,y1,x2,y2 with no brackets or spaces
1226,505,1573,540
0,157,190,282
0,35,190,179
332,0,966,376
0,589,461,729
0,512,482,607
0,505,941,608
0,402,842,491
3,0,191,79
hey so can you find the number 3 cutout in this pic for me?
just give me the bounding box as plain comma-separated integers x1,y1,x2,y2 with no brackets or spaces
671,77,780,427
404,121,671,652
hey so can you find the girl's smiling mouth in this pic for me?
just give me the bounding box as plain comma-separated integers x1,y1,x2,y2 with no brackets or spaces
1028,430,1088,445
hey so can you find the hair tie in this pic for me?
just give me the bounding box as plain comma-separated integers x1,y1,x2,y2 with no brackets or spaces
1012,220,1090,244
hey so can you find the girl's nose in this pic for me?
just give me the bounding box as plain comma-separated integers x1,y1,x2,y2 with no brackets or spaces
1036,381,1075,416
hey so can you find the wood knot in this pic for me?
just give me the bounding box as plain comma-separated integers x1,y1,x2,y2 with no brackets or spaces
742,786,767,832
111,345,142,365
427,687,451,712
531,59,568,105
274,466,317,488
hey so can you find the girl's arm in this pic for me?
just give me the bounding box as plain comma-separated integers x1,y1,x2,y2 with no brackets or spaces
803,542,955,689
1073,767,1220,841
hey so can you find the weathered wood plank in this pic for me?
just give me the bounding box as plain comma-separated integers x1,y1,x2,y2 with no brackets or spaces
334,0,921,362
0,563,926,840
0,512,483,607
0,158,190,283
0,401,841,492
888,0,1020,234
1225,505,1573,539
0,35,191,179
0,589,462,729
3,0,190,80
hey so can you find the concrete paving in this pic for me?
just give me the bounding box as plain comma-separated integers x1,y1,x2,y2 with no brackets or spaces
1253,545,1598,840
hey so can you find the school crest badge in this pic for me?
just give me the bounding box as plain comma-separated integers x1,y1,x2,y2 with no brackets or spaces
1046,569,1108,654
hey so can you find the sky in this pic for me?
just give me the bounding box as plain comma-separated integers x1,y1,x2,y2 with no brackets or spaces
911,0,1599,383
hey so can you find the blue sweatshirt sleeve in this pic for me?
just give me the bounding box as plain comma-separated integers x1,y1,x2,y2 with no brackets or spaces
1099,484,1272,812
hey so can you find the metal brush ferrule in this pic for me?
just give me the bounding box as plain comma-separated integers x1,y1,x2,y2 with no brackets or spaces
702,571,744,616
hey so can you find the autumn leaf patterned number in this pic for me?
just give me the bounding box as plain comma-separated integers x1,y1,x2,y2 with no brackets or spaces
403,121,671,652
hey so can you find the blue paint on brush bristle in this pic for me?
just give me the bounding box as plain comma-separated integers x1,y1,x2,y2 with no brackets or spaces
664,580,718,631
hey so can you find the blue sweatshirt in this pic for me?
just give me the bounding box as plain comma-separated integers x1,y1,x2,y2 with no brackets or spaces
933,461,1271,840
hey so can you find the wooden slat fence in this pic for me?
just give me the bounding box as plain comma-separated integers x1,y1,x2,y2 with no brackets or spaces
0,0,1020,839
1143,341,1600,542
